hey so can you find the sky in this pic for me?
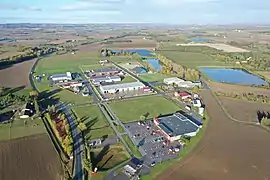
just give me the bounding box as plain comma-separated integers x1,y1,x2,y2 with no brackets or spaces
0,0,270,24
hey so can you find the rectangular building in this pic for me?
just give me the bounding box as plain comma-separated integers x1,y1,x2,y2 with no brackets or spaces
89,67,120,77
92,75,121,85
164,77,185,85
51,72,72,82
153,113,202,142
100,81,145,94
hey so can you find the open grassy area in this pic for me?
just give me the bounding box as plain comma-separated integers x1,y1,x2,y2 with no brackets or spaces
139,73,172,82
0,118,46,140
160,51,225,69
35,52,101,74
118,75,137,84
109,56,130,63
141,114,209,180
72,105,114,139
109,95,180,122
90,143,130,180
122,135,142,158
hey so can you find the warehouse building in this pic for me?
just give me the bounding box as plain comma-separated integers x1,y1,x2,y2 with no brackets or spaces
164,77,202,88
92,75,121,85
51,72,72,82
164,77,184,85
100,81,145,94
88,67,120,77
153,113,202,142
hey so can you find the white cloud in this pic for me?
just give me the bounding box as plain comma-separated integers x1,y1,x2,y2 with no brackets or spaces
0,3,43,11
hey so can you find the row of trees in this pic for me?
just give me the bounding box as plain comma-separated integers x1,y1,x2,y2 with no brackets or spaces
0,93,28,110
215,91,270,104
157,54,200,81
46,106,73,156
0,46,57,66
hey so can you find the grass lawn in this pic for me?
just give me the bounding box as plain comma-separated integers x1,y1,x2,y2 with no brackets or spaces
109,56,131,63
0,118,46,140
160,51,225,69
139,73,172,82
122,135,142,158
35,52,101,74
118,75,137,84
35,79,92,105
90,143,130,180
141,114,209,180
109,95,180,122
73,105,114,139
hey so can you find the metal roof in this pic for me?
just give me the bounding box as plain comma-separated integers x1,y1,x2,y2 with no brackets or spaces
92,75,121,82
158,113,200,137
100,81,144,91
51,74,68,79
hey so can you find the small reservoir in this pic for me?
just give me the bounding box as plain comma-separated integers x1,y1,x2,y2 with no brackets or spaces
146,59,162,71
200,67,268,86
189,37,210,43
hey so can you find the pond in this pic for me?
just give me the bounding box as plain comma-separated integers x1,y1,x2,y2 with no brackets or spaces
146,59,162,71
126,49,153,57
113,49,153,57
200,67,268,86
189,37,210,43
0,38,14,43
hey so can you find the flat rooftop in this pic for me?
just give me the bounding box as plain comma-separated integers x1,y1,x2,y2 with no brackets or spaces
158,113,200,137
92,67,119,73
100,81,144,91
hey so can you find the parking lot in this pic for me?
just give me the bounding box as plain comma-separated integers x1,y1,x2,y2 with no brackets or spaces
124,120,181,166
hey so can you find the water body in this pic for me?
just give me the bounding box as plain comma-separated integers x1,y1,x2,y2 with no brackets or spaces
200,67,268,86
113,49,153,57
189,37,210,43
146,58,162,71
0,38,14,43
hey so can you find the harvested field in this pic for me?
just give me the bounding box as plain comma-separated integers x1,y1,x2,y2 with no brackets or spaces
0,58,36,88
0,134,63,180
209,81,270,95
178,43,250,52
219,97,270,123
156,90,270,180
255,71,270,80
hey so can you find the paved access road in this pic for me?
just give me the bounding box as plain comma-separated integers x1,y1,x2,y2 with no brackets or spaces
58,103,84,180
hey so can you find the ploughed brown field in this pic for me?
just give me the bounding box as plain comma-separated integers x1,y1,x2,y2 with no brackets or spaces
157,90,270,180
209,81,270,95
0,58,37,88
0,134,63,180
219,97,270,123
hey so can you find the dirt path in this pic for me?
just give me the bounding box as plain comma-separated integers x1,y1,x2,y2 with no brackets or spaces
0,58,37,88
156,90,270,180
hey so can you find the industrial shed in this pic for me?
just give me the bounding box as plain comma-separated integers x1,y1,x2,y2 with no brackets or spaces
163,77,185,85
153,113,202,142
100,81,145,94
92,75,121,85
51,72,72,82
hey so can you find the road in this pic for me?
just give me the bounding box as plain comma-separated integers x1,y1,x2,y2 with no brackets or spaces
58,103,84,180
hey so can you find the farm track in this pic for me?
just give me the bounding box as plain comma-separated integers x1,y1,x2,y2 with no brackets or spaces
156,89,270,180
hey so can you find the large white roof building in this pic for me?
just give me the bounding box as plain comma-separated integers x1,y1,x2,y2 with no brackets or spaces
164,77,185,85
100,81,145,94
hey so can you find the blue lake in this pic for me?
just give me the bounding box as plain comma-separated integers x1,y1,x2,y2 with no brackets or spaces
0,38,14,42
113,49,153,57
200,68,268,86
146,58,162,71
189,37,210,43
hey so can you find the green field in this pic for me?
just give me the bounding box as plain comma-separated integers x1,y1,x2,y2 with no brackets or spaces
117,75,137,84
109,56,131,63
35,52,101,74
109,95,180,122
122,135,142,158
35,79,92,106
0,118,46,140
139,73,171,82
90,143,130,180
160,51,225,68
73,105,114,139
